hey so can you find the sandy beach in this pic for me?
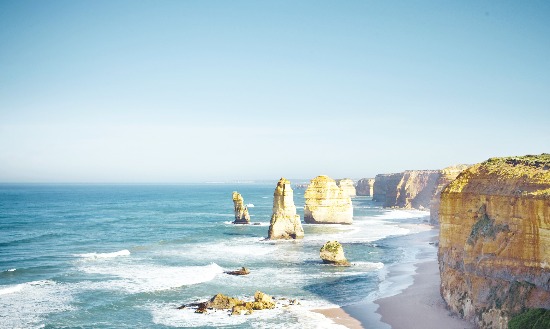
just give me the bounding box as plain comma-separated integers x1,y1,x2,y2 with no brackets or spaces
374,260,474,329
317,230,475,329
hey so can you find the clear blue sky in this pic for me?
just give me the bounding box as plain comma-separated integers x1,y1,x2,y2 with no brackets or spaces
1,0,549,183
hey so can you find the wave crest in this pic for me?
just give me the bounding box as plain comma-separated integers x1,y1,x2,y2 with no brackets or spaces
77,249,131,259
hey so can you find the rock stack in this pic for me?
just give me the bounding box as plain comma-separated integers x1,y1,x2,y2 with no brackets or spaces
304,175,353,224
356,178,375,196
336,178,356,197
320,241,350,266
232,192,250,224
267,178,304,239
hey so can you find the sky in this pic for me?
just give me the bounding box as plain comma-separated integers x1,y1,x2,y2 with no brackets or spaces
0,0,549,183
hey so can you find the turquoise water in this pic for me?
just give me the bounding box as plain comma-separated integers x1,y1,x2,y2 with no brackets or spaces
0,183,431,328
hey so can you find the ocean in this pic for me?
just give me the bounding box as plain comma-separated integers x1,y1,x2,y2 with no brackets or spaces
0,183,433,328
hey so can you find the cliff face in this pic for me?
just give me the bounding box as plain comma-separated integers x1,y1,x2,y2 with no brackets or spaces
372,174,400,202
268,178,304,239
429,164,469,225
438,154,550,329
373,171,440,209
336,178,356,197
356,178,375,196
232,191,250,224
304,175,353,224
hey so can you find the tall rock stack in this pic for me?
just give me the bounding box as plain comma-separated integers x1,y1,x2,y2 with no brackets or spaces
356,178,375,196
429,164,469,225
232,191,250,224
438,154,550,328
267,178,304,239
304,175,353,224
336,178,356,197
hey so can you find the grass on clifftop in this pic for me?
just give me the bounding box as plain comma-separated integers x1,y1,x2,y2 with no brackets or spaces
445,154,550,196
508,308,550,329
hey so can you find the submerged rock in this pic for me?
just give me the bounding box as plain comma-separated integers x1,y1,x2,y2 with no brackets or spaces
320,241,350,266
224,267,250,276
304,175,353,224
232,191,250,224
268,178,304,239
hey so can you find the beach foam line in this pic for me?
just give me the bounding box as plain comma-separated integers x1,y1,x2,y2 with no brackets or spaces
77,249,131,259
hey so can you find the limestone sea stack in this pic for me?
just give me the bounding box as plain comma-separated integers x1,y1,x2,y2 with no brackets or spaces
428,164,469,225
304,175,353,224
438,154,550,328
356,178,375,196
336,178,356,197
267,178,304,239
320,241,350,266
232,192,250,224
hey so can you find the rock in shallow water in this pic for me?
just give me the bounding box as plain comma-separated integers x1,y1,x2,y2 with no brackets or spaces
224,267,250,276
320,240,350,266
268,178,304,239
232,191,250,224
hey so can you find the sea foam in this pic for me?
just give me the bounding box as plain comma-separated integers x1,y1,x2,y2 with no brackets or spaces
0,280,74,329
78,262,224,294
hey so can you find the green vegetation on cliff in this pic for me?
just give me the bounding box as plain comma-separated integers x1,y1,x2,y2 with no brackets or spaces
508,308,550,329
445,153,550,196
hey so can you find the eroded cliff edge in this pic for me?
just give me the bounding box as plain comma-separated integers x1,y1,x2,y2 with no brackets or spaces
373,170,440,209
438,154,550,329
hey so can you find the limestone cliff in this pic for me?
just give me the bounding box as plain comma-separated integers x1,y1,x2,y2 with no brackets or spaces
373,171,440,209
356,178,375,196
304,175,353,224
336,178,356,197
268,178,304,239
429,164,470,225
232,191,250,224
372,174,400,202
438,154,550,329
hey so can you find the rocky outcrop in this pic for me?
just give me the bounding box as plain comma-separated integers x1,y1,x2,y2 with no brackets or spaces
182,291,276,315
267,178,304,239
438,154,550,329
356,178,375,196
320,241,350,266
224,267,250,276
373,171,440,209
429,164,470,225
336,178,356,197
304,175,353,224
232,192,250,224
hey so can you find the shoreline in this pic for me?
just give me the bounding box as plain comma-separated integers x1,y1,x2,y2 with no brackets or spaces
316,229,474,329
